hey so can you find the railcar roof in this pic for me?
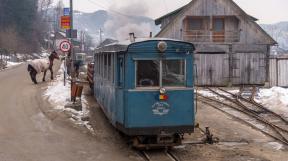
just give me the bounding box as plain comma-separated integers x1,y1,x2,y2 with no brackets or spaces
95,38,193,53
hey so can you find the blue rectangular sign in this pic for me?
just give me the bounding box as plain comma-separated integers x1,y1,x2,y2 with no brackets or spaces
63,8,70,16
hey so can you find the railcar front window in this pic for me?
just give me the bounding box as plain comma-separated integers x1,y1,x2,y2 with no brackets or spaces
137,60,160,87
162,60,185,86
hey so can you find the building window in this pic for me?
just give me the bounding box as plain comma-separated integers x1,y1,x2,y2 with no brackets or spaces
187,18,203,30
213,18,225,32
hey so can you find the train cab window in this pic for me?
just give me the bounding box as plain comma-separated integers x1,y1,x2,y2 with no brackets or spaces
136,60,160,87
162,60,185,87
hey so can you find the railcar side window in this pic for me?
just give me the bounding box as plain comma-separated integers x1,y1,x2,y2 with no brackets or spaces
104,54,108,79
117,57,124,87
136,60,160,87
162,60,185,86
108,54,112,81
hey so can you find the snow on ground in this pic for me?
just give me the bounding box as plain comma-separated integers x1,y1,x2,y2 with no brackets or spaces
197,89,239,100
256,87,288,117
265,142,284,150
40,52,49,58
0,61,22,71
6,61,22,67
43,62,94,133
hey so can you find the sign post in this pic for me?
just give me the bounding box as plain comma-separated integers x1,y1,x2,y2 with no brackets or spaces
59,40,71,86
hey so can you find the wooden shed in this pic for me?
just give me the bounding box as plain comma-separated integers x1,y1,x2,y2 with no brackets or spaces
155,0,277,86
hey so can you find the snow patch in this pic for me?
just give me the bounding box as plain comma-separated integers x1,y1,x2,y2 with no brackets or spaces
43,62,94,133
256,87,288,116
6,61,22,67
265,142,284,150
197,89,239,100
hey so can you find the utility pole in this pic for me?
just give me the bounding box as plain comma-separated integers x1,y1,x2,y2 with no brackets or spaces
69,0,74,77
70,0,73,37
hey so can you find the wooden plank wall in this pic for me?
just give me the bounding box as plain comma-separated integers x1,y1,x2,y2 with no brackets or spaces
194,53,267,86
232,53,266,85
269,58,288,87
194,53,229,86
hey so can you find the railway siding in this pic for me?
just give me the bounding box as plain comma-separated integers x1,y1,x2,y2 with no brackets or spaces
197,87,288,146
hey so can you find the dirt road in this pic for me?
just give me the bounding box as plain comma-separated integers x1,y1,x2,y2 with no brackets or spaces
0,63,139,161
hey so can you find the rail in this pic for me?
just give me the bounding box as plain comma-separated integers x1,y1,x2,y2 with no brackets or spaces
197,87,288,146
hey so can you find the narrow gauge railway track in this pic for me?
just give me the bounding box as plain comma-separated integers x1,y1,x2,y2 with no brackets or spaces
209,88,288,133
139,150,180,161
197,87,288,146
218,87,288,124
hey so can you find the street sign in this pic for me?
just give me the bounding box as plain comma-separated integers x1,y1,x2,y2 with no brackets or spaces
63,8,70,16
61,16,71,29
60,40,71,52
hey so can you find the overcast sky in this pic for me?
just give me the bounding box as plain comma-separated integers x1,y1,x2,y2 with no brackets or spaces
57,0,288,24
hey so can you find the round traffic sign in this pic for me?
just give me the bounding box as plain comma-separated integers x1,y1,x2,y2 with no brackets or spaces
60,41,71,52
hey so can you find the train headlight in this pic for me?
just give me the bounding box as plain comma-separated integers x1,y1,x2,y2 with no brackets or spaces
157,41,167,53
159,88,168,101
160,87,166,94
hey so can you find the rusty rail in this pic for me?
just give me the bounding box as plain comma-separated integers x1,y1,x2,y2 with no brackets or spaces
217,87,288,124
198,96,288,146
199,88,288,145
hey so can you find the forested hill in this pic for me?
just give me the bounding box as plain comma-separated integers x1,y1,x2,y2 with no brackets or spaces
0,0,50,53
261,22,288,51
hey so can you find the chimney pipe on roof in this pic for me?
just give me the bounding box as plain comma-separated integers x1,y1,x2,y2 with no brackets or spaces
129,33,135,42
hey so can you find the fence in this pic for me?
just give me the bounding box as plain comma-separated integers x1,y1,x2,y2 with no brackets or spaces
269,56,288,87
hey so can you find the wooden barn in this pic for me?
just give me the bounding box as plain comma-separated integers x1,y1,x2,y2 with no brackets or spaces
155,0,277,86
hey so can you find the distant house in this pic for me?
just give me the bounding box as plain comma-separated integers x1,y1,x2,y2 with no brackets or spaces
155,0,277,86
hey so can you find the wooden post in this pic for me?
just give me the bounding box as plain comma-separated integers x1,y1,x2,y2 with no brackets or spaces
228,44,233,86
265,45,270,83
276,58,279,86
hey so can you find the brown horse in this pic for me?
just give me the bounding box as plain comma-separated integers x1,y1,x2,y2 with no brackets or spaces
27,51,60,84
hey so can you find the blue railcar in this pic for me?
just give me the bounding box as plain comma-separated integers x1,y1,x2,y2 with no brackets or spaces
93,38,195,148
